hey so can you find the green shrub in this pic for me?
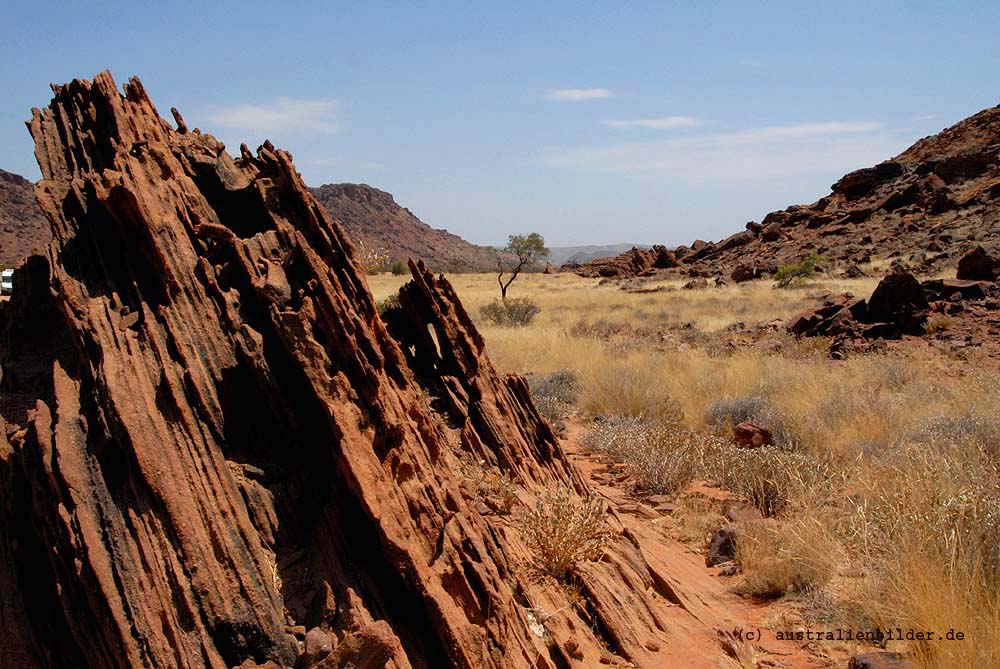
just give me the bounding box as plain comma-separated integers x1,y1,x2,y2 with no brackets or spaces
479,297,540,326
773,253,824,289
375,293,402,316
391,260,407,276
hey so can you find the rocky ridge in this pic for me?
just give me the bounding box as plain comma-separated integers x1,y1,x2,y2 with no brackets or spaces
569,105,1000,281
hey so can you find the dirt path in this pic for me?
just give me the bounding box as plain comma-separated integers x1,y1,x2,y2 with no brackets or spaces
558,419,852,669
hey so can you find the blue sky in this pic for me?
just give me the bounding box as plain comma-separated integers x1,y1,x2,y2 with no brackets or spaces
2,1,998,246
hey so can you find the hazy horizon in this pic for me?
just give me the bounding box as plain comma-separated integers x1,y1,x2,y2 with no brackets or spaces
2,1,998,247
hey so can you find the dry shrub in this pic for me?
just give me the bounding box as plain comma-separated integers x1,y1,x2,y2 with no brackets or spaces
735,513,841,598
458,458,520,514
704,395,800,450
375,292,401,316
527,370,579,432
924,313,956,334
583,417,706,496
356,240,390,273
842,442,1000,668
702,444,824,517
580,363,684,423
520,486,614,580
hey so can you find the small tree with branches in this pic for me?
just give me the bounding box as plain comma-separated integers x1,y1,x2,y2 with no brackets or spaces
497,233,549,300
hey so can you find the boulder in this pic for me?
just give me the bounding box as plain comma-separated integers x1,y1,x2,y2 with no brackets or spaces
705,526,738,567
760,220,783,241
731,263,766,283
956,246,1000,281
651,244,679,268
683,277,709,290
733,422,773,449
542,262,556,274
922,278,993,301
714,230,754,253
866,271,929,334
831,161,904,199
303,628,334,665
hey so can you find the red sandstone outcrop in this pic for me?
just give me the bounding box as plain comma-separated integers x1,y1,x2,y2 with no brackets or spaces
0,72,746,669
568,244,678,278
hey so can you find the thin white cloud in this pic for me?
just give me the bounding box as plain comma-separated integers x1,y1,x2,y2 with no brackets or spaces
546,88,611,101
206,98,339,135
543,121,899,183
602,116,704,129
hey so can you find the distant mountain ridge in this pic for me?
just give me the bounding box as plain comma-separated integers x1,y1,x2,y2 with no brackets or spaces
547,244,648,267
309,183,502,272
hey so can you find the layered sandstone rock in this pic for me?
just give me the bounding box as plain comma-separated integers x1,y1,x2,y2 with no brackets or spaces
0,72,738,669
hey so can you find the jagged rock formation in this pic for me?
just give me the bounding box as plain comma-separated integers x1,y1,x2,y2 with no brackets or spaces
0,168,50,266
310,183,501,272
789,268,1000,360
572,105,1000,280
0,72,741,669
565,245,678,278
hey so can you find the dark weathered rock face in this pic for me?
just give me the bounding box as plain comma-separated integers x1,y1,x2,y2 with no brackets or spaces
956,245,1000,280
0,72,739,669
0,168,51,266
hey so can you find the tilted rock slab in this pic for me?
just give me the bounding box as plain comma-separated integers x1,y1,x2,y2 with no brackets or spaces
0,72,733,669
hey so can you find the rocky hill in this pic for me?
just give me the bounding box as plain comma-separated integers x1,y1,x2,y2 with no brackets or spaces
310,183,500,271
0,169,50,267
570,104,1000,281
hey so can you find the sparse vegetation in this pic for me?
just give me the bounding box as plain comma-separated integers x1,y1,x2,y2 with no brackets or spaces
375,292,402,315
356,240,391,274
734,512,841,597
390,260,407,275
520,485,614,580
367,271,1000,667
480,296,541,326
583,417,703,495
704,396,800,450
527,370,579,432
773,253,824,288
924,312,955,333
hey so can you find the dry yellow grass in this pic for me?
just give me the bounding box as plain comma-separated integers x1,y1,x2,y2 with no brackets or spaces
370,270,1000,668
